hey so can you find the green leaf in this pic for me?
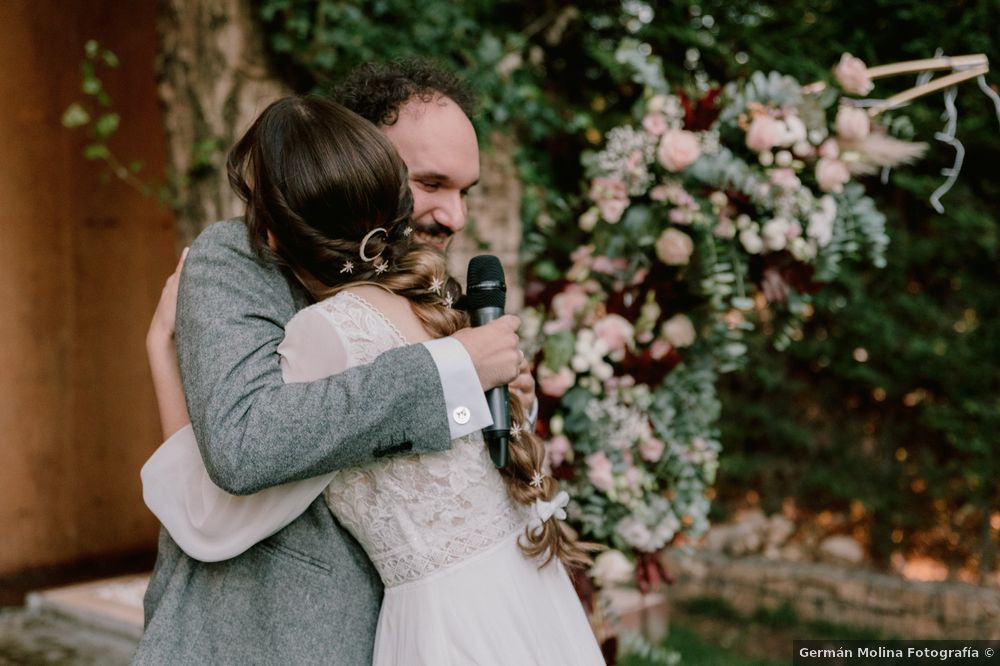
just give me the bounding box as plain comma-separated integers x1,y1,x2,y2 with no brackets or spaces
85,40,99,58
102,50,119,68
129,160,144,173
61,103,90,128
93,113,120,139
82,76,101,96
84,143,110,160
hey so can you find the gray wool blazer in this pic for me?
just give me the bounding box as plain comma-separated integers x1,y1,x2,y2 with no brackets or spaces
133,220,455,665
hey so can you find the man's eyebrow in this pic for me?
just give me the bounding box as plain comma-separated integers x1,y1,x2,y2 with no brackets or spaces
412,171,480,189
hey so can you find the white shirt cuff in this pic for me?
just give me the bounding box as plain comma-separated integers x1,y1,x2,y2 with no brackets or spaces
527,396,539,429
422,337,493,439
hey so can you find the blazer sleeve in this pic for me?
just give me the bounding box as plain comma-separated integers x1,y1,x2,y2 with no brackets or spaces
175,220,453,495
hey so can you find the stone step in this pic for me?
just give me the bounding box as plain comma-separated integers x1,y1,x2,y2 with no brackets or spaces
25,574,147,642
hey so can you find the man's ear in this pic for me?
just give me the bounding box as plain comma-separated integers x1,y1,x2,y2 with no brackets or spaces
266,230,278,251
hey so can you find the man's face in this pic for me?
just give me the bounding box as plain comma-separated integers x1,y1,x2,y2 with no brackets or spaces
382,96,480,253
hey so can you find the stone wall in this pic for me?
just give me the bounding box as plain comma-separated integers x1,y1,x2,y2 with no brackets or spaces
663,551,1000,639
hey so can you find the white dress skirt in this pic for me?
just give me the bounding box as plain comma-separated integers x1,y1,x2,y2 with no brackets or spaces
143,290,604,666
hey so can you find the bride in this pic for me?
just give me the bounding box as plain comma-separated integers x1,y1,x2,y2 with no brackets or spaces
141,94,604,665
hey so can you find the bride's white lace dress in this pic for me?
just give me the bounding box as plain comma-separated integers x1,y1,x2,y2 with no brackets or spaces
318,292,603,665
144,290,604,666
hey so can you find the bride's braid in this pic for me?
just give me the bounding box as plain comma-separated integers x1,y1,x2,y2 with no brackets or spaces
230,94,591,570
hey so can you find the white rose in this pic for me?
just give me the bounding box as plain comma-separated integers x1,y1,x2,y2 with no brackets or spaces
761,218,790,251
807,195,837,247
661,314,696,348
783,114,808,144
739,227,764,254
647,94,669,114
835,105,870,141
579,207,599,231
590,550,635,588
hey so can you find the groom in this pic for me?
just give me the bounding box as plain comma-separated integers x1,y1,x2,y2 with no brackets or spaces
134,59,532,664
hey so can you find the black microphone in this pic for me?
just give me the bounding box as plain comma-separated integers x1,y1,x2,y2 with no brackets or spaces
466,255,510,468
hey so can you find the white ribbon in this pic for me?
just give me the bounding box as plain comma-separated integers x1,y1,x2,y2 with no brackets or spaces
528,490,570,533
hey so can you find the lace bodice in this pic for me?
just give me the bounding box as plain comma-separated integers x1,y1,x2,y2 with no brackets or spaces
313,292,524,587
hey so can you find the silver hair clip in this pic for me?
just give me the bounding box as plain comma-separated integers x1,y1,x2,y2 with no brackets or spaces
340,260,354,274
359,227,388,262
530,470,546,489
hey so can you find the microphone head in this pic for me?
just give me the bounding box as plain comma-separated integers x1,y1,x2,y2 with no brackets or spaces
466,255,506,310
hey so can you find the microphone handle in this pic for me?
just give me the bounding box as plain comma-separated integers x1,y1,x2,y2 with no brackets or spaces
470,305,510,468
484,386,510,468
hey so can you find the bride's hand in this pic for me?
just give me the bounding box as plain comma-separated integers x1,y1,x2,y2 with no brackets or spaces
147,248,192,440
147,248,189,350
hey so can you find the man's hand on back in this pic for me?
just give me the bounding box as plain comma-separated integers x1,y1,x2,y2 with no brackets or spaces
452,315,522,391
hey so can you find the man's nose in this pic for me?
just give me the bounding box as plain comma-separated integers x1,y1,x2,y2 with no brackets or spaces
433,193,467,234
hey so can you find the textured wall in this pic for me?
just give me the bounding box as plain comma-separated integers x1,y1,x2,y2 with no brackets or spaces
664,551,1000,640
0,0,176,580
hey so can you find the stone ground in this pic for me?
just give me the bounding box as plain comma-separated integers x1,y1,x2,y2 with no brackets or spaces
0,609,137,666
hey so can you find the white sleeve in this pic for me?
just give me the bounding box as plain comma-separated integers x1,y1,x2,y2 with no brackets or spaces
141,425,335,562
141,307,346,562
421,337,493,439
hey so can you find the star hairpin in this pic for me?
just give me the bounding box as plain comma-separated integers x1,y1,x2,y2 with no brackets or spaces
374,258,389,275
429,275,444,295
443,293,454,308
340,260,354,274
530,470,546,489
510,421,524,439
403,227,413,237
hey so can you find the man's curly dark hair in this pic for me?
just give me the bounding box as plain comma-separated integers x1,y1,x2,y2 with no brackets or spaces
334,57,478,127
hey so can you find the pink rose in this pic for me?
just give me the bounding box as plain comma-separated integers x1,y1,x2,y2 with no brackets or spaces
590,176,627,202
655,228,694,265
657,129,701,172
770,168,801,190
668,208,692,225
623,465,643,491
639,437,665,463
834,53,874,96
547,435,572,467
630,267,650,285
649,184,670,201
818,138,840,159
815,157,850,193
599,198,627,224
593,314,635,353
661,313,696,348
745,115,781,153
642,113,668,136
591,255,628,274
552,284,588,322
650,338,672,360
538,365,576,398
713,218,737,239
586,451,615,492
835,105,870,141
